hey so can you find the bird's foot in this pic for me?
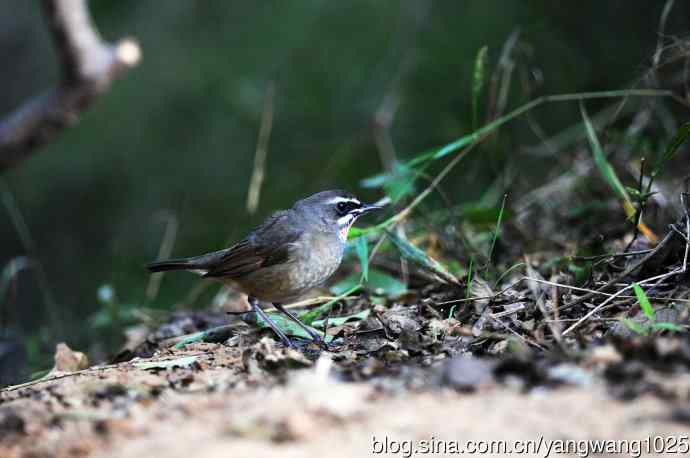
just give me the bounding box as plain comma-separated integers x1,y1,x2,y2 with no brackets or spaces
307,332,331,351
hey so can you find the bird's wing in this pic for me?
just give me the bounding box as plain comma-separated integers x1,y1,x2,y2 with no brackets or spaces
200,210,303,279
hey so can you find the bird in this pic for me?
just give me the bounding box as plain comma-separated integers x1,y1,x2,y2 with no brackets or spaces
147,190,381,349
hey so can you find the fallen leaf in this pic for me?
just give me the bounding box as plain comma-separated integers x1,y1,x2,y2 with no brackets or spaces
51,343,89,373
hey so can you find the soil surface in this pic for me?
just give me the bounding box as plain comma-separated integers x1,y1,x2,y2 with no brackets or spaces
1,334,689,457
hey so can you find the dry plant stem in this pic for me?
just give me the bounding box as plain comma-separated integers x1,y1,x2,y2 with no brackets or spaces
487,29,520,122
571,249,655,261
0,0,141,171
561,230,674,311
145,211,179,302
653,0,676,72
489,316,546,351
525,257,564,346
265,295,359,311
527,277,689,303
372,61,414,286
563,270,681,336
162,325,235,348
490,304,525,319
1,352,211,393
372,66,403,173
246,82,275,214
563,219,690,336
435,271,689,319
0,181,60,330
0,367,112,394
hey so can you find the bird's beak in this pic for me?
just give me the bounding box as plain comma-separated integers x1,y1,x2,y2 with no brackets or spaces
356,203,383,215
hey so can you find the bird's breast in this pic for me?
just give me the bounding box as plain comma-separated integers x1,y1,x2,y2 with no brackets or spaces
289,231,344,290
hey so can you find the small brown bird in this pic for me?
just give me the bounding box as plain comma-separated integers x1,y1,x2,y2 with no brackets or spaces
147,190,381,348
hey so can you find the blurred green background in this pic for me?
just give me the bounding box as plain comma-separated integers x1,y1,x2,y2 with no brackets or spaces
1,0,689,378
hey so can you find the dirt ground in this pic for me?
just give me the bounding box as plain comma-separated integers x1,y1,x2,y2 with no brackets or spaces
1,338,688,458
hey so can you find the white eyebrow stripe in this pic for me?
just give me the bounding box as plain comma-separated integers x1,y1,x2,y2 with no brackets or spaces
327,196,361,206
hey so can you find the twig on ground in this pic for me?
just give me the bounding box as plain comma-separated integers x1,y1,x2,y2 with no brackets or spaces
570,249,655,261
1,351,211,393
489,316,546,351
561,230,675,311
267,295,359,311
525,257,564,346
528,277,690,303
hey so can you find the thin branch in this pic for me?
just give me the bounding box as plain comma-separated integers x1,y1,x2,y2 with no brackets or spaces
0,0,141,171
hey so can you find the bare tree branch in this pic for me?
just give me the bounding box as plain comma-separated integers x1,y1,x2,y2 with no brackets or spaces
0,0,141,171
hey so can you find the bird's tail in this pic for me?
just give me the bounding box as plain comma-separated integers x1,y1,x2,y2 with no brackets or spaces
147,257,204,273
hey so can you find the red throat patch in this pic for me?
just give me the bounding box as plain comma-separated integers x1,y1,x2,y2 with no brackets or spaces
339,223,353,241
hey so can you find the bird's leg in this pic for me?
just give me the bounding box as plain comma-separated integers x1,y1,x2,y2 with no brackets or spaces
272,303,329,350
249,296,295,349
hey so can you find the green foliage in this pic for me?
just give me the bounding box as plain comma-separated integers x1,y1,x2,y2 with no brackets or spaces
651,122,690,179
385,230,458,285
633,283,655,320
567,262,592,286
621,283,685,335
90,285,140,330
361,89,670,209
355,236,369,282
173,324,233,349
460,205,514,226
465,257,475,300
580,102,634,217
366,269,408,297
311,309,370,329
471,46,489,130
298,283,362,326
487,194,507,262
256,312,333,343
330,269,407,299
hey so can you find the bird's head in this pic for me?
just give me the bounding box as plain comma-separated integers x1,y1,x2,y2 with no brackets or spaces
294,190,382,241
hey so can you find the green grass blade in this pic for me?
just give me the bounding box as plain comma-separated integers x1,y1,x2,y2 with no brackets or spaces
355,236,369,282
472,46,488,130
465,257,474,300
651,122,690,178
632,283,655,321
257,312,333,343
385,230,459,285
488,194,507,262
652,322,684,332
366,269,408,298
299,284,362,325
580,102,631,206
311,309,370,329
621,317,648,336
360,89,670,189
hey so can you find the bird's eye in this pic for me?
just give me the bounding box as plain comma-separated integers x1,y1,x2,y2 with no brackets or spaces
336,202,348,214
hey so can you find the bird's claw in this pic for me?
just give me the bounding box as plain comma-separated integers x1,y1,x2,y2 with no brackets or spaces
313,334,331,351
